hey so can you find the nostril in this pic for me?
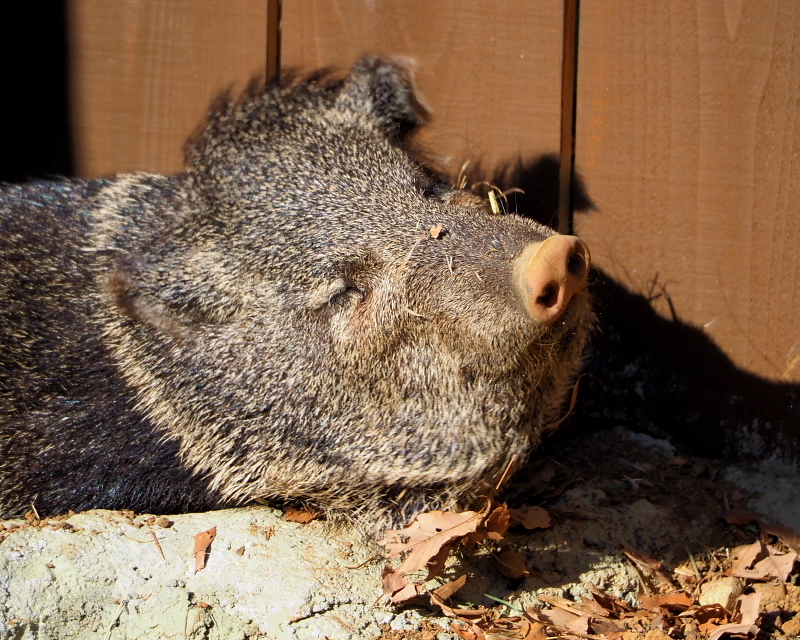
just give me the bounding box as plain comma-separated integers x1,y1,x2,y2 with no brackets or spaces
513,235,591,324
537,284,559,308
567,251,586,278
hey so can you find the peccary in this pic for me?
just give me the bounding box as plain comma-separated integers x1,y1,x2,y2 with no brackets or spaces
0,57,592,526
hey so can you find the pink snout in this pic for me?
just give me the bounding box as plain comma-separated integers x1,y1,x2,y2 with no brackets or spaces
513,235,591,324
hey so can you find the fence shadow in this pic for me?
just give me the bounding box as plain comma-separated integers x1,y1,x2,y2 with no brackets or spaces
482,154,800,472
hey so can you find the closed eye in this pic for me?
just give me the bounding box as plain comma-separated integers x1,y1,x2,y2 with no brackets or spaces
327,282,365,308
414,171,449,199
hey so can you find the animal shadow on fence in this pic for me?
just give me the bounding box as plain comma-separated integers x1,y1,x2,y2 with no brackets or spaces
479,153,800,474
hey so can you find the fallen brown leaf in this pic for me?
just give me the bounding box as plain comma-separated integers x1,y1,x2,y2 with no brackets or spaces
284,507,319,523
509,505,551,530
736,592,762,626
566,613,591,635
425,542,452,580
193,526,216,573
378,509,483,575
539,606,580,628
484,505,512,540
639,592,693,612
518,620,548,640
538,594,591,617
587,583,633,615
382,565,420,604
451,621,486,640
495,545,530,579
760,520,800,554
429,224,445,239
432,574,467,601
707,622,759,640
721,509,759,526
729,540,797,581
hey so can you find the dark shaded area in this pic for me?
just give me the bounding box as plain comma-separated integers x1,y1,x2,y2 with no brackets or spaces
578,270,800,468
466,154,596,228
490,155,800,472
0,180,230,519
1,2,73,183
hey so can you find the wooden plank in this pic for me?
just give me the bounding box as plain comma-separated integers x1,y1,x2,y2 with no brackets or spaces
575,0,800,383
266,0,282,82
68,0,269,177
281,0,565,178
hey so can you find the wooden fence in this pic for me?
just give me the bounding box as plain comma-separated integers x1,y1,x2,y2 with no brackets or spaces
68,0,800,390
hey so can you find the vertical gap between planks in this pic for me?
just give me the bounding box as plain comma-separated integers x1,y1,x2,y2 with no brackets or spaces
266,0,282,82
558,0,580,235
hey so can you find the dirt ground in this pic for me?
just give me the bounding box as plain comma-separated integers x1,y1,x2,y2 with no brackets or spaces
376,423,800,640
1,423,796,640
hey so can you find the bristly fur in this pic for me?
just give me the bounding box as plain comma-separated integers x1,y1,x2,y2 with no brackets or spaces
0,56,593,533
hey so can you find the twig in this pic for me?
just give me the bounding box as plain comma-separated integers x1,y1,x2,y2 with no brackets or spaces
397,230,429,275
685,545,702,579
151,529,166,560
494,455,519,492
104,600,127,640
698,542,722,572
344,552,381,570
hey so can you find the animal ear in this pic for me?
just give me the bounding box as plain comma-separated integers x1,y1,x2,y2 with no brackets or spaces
106,269,196,339
338,55,431,141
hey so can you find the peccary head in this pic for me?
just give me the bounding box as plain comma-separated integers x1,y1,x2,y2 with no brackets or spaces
102,56,593,525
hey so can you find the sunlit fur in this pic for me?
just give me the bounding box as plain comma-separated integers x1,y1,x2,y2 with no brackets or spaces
0,57,593,530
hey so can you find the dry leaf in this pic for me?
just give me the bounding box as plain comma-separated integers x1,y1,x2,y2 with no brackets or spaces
591,618,623,635
484,505,512,540
382,565,420,603
451,621,486,640
193,526,216,573
390,582,420,604
639,592,693,611
730,541,767,572
378,509,482,575
668,456,690,466
729,540,796,581
736,592,762,626
751,550,797,581
425,542,453,580
566,613,592,634
707,622,759,640
429,224,445,239
721,509,759,526
518,620,548,640
509,505,551,530
539,606,580,627
587,584,633,615
760,520,800,554
433,574,467,601
539,594,591,617
284,507,319,523
495,545,530,579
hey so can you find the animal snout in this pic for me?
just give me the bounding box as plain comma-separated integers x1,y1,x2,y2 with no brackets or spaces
513,235,591,324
